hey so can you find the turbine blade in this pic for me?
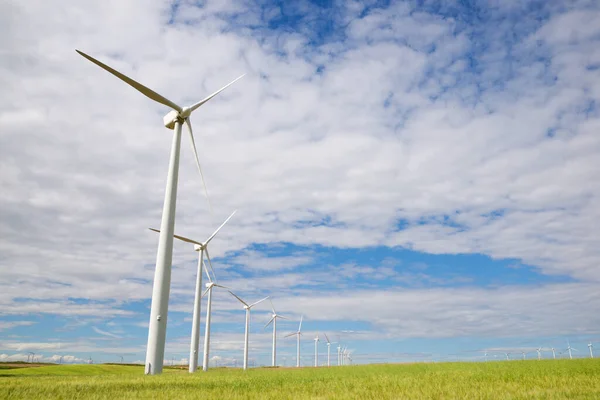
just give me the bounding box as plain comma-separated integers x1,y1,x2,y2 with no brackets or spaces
76,50,182,112
213,284,229,289
148,228,203,246
188,74,246,113
228,291,248,307
249,296,270,308
284,332,296,338
205,210,237,245
201,287,211,298
277,315,289,320
264,317,275,329
205,248,217,282
184,118,212,214
202,258,212,282
324,333,330,343
269,298,276,314
298,315,303,332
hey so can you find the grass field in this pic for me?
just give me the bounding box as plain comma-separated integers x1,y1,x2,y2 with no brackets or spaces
1,359,599,399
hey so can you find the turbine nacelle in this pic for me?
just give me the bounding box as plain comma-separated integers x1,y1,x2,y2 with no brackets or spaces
163,110,180,130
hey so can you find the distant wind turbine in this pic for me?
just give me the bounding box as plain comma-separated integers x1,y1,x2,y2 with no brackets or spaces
228,292,269,370
202,278,228,371
324,333,332,367
588,343,594,359
551,347,556,359
314,332,320,367
285,316,303,367
265,299,288,367
536,347,542,360
338,343,342,366
566,340,577,360
150,210,237,373
76,50,244,375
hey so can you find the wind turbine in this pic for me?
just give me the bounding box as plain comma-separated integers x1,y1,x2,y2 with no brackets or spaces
551,347,556,359
202,277,228,372
324,333,332,367
285,316,303,367
228,292,269,370
504,352,510,361
337,343,342,366
76,50,244,375
150,210,236,373
314,332,320,367
265,299,288,367
566,340,577,360
536,347,542,360
522,352,526,360
588,343,594,358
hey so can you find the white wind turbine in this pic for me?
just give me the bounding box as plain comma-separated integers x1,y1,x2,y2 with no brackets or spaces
566,340,577,360
229,292,269,370
536,347,542,360
285,316,303,367
201,274,228,371
150,210,236,373
265,299,288,367
76,50,244,375
588,343,594,358
521,351,526,360
324,333,333,367
314,332,320,367
551,347,556,359
337,343,342,366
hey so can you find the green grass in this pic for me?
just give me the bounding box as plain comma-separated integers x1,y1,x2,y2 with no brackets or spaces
1,360,599,399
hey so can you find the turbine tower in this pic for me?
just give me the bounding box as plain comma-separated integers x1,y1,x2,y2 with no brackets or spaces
76,50,244,375
314,332,320,367
285,316,303,367
150,210,236,373
338,344,342,366
536,347,542,360
265,299,288,367
229,292,269,370
551,347,556,359
588,343,594,358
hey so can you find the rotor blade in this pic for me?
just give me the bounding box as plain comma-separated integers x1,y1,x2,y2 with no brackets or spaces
213,284,229,289
228,291,248,307
76,50,182,112
201,287,211,298
205,210,237,245
264,316,275,329
324,333,330,344
249,296,270,308
276,315,289,320
184,118,212,214
205,248,217,282
202,258,212,282
188,74,246,113
148,228,203,246
269,298,276,314
284,332,296,338
298,315,303,332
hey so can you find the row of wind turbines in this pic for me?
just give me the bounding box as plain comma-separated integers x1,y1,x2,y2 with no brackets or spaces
152,212,353,372
76,49,354,374
484,341,594,361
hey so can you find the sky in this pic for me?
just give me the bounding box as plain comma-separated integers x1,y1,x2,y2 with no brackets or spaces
1,0,599,366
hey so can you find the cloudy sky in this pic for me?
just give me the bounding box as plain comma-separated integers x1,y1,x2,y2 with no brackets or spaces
1,0,599,366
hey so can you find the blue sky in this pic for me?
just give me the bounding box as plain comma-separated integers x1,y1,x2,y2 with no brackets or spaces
1,0,599,366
